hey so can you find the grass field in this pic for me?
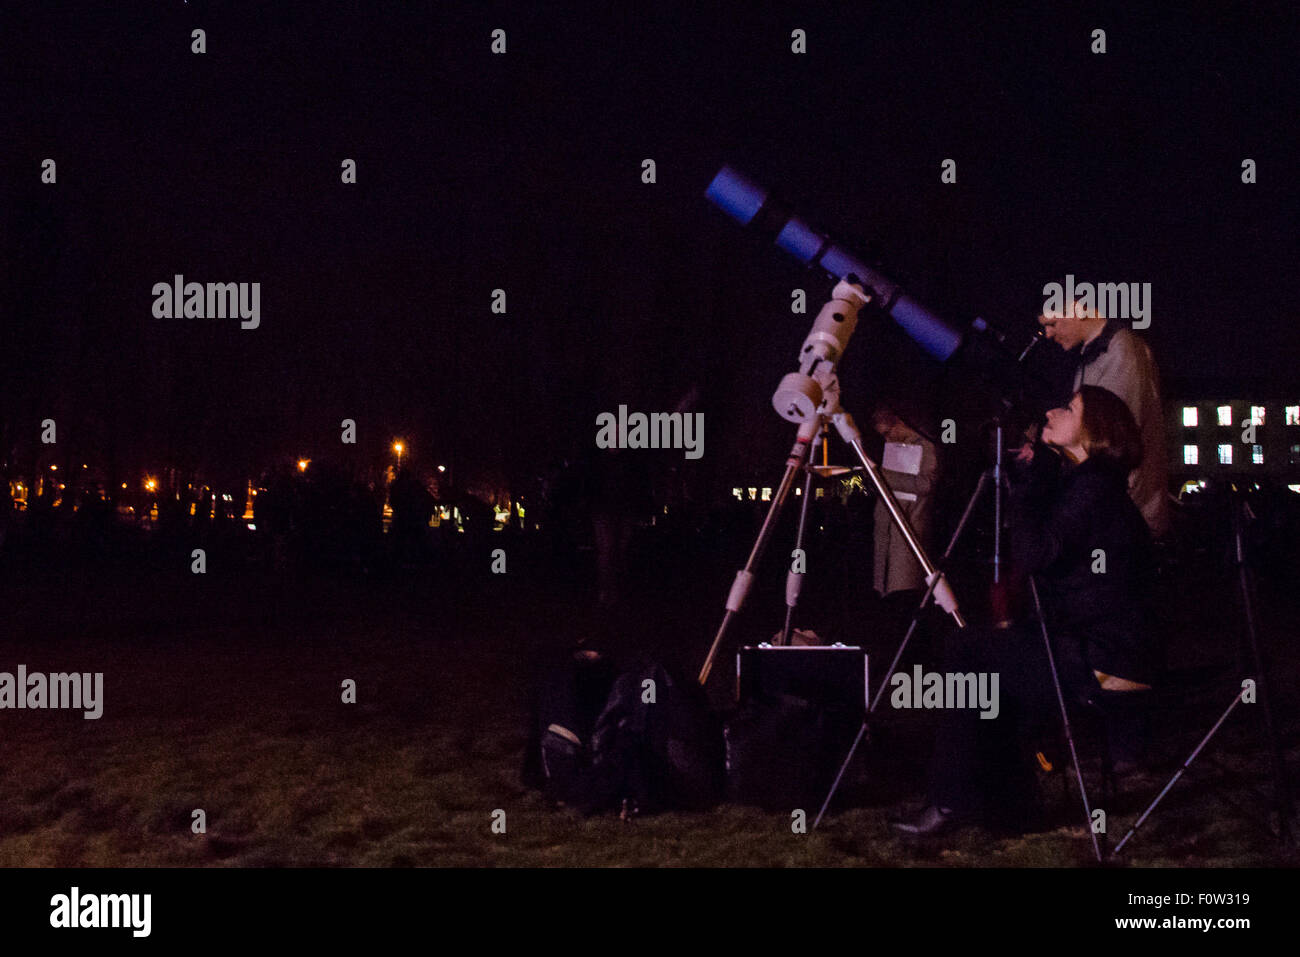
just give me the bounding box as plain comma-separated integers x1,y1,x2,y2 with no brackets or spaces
1,547,1297,868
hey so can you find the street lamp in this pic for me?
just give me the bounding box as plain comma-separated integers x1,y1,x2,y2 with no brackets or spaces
393,441,405,470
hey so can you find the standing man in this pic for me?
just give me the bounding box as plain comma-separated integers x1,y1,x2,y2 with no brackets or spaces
870,407,939,600
1037,301,1170,538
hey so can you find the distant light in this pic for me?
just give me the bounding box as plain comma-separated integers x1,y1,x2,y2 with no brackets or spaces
50,464,57,471
393,442,405,455
246,522,257,530
145,478,157,492
82,464,88,469
437,465,446,473
297,459,309,472
121,483,128,489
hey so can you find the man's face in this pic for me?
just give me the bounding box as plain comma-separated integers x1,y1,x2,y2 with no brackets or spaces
1037,302,1092,351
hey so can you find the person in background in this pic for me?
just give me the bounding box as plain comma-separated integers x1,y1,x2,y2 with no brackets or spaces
870,406,939,604
1036,299,1170,538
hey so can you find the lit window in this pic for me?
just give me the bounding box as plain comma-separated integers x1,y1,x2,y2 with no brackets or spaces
1183,445,1198,465
732,487,743,500
1291,444,1300,465
1252,445,1264,465
1182,407,1198,427
1216,406,1232,426
815,488,824,499
1251,406,1266,426
761,487,772,502
1286,406,1300,425
747,487,757,501
1218,444,1232,465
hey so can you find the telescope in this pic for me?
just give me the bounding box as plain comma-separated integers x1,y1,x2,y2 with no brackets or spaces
705,166,965,361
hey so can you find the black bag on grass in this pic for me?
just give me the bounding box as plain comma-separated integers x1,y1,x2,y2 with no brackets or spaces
586,661,723,815
522,649,618,808
524,653,722,816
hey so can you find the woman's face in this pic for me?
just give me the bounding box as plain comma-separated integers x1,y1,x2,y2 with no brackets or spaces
1042,393,1085,450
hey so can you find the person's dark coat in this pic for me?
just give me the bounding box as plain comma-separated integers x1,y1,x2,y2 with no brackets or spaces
1011,448,1157,684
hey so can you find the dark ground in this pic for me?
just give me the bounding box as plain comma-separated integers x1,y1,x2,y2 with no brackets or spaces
0,515,1297,867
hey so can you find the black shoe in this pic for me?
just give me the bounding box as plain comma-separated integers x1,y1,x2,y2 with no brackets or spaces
890,804,960,836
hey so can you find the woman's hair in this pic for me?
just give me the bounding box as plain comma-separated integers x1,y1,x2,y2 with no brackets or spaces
1077,385,1143,471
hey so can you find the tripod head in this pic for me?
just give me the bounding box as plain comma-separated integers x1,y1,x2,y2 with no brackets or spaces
772,280,869,424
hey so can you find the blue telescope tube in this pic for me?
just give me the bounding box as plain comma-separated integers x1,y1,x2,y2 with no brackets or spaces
706,166,964,362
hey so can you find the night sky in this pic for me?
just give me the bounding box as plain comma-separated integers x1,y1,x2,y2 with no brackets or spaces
3,2,1295,492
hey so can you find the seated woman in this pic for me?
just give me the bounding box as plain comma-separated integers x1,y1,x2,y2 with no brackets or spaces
892,385,1157,836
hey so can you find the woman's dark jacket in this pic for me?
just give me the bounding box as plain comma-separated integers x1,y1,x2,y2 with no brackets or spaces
1010,448,1157,685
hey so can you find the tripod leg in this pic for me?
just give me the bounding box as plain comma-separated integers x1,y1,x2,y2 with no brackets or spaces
828,405,963,627
780,464,818,646
992,420,1005,584
698,427,815,685
1112,687,1246,855
814,721,869,830
1232,498,1294,845
816,470,996,826
869,469,992,712
1029,576,1104,863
